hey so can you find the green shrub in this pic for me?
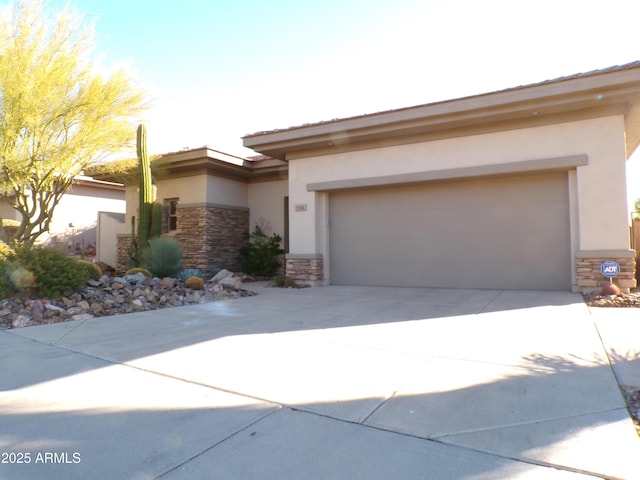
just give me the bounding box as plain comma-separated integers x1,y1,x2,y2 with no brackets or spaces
239,221,283,277
125,267,152,277
76,260,102,280
11,247,88,297
185,276,205,290
141,236,183,278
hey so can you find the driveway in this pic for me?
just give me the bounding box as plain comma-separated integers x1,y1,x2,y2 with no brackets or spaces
1,284,638,479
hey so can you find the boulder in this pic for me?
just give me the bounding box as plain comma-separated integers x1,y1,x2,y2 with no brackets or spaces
212,269,233,282
159,277,177,289
125,272,147,285
219,275,243,290
131,299,145,312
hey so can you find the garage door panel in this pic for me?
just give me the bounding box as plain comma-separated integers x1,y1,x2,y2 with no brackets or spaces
330,173,570,290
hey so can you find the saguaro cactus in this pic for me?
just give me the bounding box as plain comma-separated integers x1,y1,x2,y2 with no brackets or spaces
137,124,153,249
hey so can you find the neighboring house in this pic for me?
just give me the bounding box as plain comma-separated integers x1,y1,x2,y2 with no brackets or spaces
0,176,125,266
108,149,288,273
243,62,640,292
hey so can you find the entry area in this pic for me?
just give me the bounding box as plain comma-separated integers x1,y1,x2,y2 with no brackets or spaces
329,172,571,290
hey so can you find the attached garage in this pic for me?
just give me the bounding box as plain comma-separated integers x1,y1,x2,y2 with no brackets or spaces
329,172,571,290
244,62,640,292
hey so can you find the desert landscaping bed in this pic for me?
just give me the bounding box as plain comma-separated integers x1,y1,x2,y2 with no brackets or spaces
0,270,254,331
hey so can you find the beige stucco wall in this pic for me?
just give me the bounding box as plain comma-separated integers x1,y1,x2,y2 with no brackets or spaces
287,116,630,264
248,179,288,238
125,174,248,225
97,211,125,266
205,176,248,207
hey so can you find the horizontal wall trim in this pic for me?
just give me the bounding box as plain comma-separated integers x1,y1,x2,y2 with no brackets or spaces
307,154,588,192
177,202,250,212
286,253,323,260
576,249,636,258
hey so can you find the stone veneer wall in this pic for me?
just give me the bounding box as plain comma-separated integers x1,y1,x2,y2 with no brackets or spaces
285,254,324,283
175,204,249,274
116,204,249,274
575,250,637,292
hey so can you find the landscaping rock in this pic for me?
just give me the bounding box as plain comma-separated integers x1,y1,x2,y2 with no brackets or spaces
211,269,233,282
125,273,146,285
218,275,242,290
584,290,640,307
0,271,256,331
159,277,176,289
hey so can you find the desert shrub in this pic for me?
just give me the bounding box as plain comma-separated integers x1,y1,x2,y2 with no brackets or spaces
0,275,13,298
11,247,88,297
76,260,102,280
0,240,14,261
185,276,205,290
9,266,36,292
239,220,283,277
94,261,116,276
272,275,297,288
125,267,152,277
178,269,203,281
141,236,183,278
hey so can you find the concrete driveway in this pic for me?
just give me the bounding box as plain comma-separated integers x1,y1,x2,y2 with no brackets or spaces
1,284,638,479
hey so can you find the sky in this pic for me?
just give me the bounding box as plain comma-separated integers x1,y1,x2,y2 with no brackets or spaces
10,0,640,207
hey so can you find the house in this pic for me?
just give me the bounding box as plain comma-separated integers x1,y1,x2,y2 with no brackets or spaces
113,149,288,273
0,176,125,266
243,62,640,292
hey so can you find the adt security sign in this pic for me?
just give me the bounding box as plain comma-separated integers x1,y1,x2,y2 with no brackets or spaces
600,260,620,278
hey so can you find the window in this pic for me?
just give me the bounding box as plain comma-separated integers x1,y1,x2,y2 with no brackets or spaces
166,198,179,231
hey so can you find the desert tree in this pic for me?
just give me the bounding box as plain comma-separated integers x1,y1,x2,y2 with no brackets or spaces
0,0,147,247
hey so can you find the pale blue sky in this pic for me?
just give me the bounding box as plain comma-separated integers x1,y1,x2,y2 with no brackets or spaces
11,0,640,205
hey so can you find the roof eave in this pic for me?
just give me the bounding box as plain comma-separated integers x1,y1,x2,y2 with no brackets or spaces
243,64,640,160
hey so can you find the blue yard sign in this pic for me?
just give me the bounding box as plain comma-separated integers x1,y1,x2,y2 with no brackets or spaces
600,260,620,278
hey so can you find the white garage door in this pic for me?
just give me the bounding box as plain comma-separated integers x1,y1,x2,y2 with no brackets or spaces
329,172,571,290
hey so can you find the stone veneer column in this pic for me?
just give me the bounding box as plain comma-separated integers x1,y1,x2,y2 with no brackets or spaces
285,254,324,284
116,234,131,271
575,250,637,292
175,204,249,273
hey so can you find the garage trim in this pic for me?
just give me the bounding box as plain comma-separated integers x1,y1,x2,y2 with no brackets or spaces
307,154,587,192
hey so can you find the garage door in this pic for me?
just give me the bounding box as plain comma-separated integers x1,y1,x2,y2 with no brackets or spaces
329,172,571,290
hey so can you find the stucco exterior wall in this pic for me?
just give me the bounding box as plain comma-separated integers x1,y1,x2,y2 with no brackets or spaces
125,174,248,224
205,176,248,207
248,179,288,237
287,116,630,261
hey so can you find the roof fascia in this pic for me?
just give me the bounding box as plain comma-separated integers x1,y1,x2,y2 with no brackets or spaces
243,66,640,159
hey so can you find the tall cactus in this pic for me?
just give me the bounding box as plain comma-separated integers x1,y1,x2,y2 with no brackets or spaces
137,124,153,250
